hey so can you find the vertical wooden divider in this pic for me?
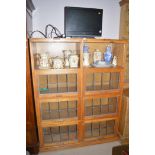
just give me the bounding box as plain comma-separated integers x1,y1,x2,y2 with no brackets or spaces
78,39,84,141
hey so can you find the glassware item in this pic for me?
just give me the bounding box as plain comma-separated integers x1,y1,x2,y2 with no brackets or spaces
104,46,112,64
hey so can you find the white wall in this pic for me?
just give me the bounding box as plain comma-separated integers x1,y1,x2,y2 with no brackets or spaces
32,0,120,39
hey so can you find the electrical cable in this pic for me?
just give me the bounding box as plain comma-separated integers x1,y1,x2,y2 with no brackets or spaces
30,30,46,38
45,24,56,38
30,24,64,38
45,24,62,38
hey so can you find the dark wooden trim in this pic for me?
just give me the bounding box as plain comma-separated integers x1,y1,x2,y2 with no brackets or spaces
26,37,39,154
26,142,39,155
119,0,129,6
26,0,35,12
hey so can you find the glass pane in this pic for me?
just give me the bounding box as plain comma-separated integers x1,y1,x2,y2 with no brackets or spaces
84,120,116,139
43,125,77,144
41,100,78,120
85,97,118,117
39,74,77,94
86,72,120,91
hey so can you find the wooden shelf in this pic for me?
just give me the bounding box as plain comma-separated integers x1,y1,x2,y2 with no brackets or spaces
84,115,118,124
41,118,79,127
39,92,79,100
83,66,124,73
84,89,121,97
35,68,80,75
39,97,78,103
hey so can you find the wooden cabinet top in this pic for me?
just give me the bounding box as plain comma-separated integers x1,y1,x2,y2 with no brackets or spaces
29,38,128,44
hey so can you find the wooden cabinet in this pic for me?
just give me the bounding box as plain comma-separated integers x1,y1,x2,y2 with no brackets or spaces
29,38,128,151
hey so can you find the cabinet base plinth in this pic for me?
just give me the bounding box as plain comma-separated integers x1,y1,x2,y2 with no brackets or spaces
39,136,120,152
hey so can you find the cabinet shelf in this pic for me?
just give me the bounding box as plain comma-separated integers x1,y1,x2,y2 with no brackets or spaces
84,116,118,124
83,66,124,72
84,89,121,97
41,119,79,127
39,92,79,100
29,38,127,150
35,68,80,75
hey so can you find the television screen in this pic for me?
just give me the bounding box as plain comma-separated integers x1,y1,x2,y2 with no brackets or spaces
64,6,103,37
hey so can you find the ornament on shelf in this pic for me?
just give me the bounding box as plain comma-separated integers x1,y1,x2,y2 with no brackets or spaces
34,53,41,68
104,45,112,64
112,56,117,66
69,54,79,68
64,57,70,67
63,50,76,67
83,53,90,66
39,52,51,69
83,44,90,66
93,49,102,64
52,56,64,69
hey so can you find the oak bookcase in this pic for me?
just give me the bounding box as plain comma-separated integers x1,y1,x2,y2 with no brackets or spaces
29,38,128,152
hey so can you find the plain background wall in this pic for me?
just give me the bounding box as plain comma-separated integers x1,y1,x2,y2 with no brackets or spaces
32,0,121,39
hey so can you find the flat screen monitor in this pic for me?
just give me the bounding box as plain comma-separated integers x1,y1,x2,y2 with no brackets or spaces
64,6,103,37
